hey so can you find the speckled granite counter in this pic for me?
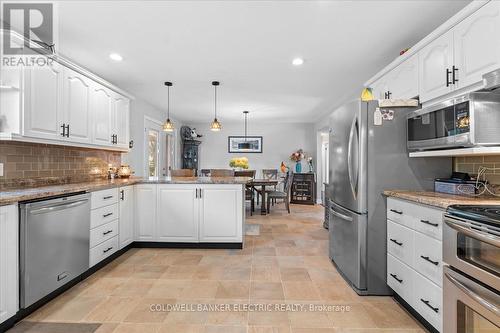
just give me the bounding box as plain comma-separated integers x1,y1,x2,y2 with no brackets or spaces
0,177,251,206
383,190,500,209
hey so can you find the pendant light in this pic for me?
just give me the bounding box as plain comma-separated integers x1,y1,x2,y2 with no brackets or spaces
163,81,174,132
210,81,222,131
238,111,252,150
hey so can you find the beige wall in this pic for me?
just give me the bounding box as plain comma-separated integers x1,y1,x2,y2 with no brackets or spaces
453,155,500,184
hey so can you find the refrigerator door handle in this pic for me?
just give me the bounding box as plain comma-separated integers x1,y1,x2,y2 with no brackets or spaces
347,116,359,200
330,207,353,222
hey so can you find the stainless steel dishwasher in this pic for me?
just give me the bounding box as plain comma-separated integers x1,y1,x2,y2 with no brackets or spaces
20,192,90,308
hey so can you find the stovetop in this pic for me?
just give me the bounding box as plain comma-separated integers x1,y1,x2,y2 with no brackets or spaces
447,205,500,226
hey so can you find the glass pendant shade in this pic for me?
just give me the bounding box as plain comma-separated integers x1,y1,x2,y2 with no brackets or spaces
163,81,174,132
210,118,222,131
210,81,222,131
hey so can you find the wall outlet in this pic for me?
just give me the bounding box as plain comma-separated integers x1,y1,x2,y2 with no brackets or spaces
0,163,3,177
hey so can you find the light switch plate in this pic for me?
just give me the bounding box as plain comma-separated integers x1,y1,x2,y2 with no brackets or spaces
0,163,3,177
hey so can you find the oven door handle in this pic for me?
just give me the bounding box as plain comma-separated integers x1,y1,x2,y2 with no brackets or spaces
445,271,500,317
445,219,500,248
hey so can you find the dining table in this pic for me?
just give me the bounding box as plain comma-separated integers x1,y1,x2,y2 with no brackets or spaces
248,178,280,215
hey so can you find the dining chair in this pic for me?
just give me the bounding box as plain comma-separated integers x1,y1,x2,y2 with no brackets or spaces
267,172,293,214
256,169,279,205
200,169,211,177
210,169,235,177
171,169,195,177
235,170,256,215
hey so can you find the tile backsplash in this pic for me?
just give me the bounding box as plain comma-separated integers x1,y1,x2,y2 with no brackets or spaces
453,155,500,185
0,141,121,189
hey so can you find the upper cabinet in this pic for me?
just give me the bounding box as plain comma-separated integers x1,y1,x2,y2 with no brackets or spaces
372,55,419,100
63,67,92,144
91,85,113,146
111,94,130,149
419,30,455,103
23,60,64,140
453,1,500,89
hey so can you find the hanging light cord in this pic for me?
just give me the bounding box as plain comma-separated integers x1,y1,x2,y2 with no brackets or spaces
167,85,170,119
214,84,217,119
244,112,248,141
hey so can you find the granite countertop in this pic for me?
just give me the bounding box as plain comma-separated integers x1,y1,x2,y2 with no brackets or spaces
383,190,500,209
0,177,251,206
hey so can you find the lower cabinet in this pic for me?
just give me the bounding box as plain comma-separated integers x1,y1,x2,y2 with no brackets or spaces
119,185,134,248
386,198,443,332
135,184,244,243
0,205,18,324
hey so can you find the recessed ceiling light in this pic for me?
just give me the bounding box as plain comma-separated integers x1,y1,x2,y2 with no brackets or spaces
292,58,304,66
109,53,123,61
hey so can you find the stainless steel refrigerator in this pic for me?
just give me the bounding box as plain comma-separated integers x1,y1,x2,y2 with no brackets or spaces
327,99,450,295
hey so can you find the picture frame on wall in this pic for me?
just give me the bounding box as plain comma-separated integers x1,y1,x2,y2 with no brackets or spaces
228,136,263,153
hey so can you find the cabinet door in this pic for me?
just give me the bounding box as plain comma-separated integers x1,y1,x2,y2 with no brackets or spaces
157,185,199,242
199,185,243,242
134,184,157,241
371,77,389,100
0,205,18,324
119,186,134,248
62,67,91,143
418,30,454,103
91,84,112,146
112,94,130,149
23,60,64,140
388,55,419,99
454,1,500,89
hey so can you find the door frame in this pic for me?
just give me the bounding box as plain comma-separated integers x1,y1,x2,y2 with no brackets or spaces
143,116,177,178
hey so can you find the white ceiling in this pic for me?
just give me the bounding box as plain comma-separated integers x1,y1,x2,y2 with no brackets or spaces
57,0,470,123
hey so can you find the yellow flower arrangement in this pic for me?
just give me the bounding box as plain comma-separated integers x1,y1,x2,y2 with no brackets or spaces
229,157,249,169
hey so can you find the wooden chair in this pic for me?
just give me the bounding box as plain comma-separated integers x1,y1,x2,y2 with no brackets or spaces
267,172,293,214
200,169,211,177
256,169,278,205
235,170,256,215
171,169,195,177
210,169,235,177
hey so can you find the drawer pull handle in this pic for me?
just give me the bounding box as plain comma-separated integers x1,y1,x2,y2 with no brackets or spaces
420,298,439,313
103,247,113,253
103,212,113,218
103,230,113,235
390,238,403,246
420,219,438,227
103,195,113,200
390,209,403,215
420,255,439,266
390,273,403,283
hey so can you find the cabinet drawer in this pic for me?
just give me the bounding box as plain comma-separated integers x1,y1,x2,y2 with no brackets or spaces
91,188,119,209
413,231,442,287
387,220,413,265
90,235,118,268
413,271,442,332
412,205,443,241
90,219,118,248
91,203,118,229
387,198,414,228
387,254,413,303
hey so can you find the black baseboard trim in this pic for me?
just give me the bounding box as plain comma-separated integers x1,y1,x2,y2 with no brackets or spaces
133,241,243,249
392,290,439,333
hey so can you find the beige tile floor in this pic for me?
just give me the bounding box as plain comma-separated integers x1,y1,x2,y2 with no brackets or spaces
12,204,427,333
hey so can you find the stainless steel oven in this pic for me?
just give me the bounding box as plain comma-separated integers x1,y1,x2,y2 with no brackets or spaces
407,91,500,151
443,205,500,333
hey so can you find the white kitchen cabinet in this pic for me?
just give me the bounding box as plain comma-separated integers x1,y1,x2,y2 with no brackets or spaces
91,84,113,146
0,205,18,324
199,185,243,242
23,60,64,140
62,67,92,144
371,77,389,100
419,29,454,103
111,94,130,149
157,185,199,242
135,184,157,241
119,185,134,248
387,55,419,99
453,1,500,89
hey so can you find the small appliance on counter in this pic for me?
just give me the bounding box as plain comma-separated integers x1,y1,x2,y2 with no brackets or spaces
434,172,478,196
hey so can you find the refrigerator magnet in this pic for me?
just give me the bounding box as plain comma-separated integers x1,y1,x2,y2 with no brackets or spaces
374,108,383,126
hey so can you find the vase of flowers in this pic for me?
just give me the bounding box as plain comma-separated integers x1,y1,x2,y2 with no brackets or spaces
229,157,249,170
290,149,304,173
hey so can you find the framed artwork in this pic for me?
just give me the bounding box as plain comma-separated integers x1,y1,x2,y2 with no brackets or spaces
228,136,263,153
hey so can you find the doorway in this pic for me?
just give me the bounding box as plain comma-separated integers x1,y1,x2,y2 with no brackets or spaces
144,117,176,178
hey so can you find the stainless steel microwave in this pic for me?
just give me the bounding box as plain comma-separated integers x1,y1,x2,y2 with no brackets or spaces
407,92,500,151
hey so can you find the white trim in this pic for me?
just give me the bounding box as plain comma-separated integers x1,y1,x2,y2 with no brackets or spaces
364,0,489,87
409,146,500,157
